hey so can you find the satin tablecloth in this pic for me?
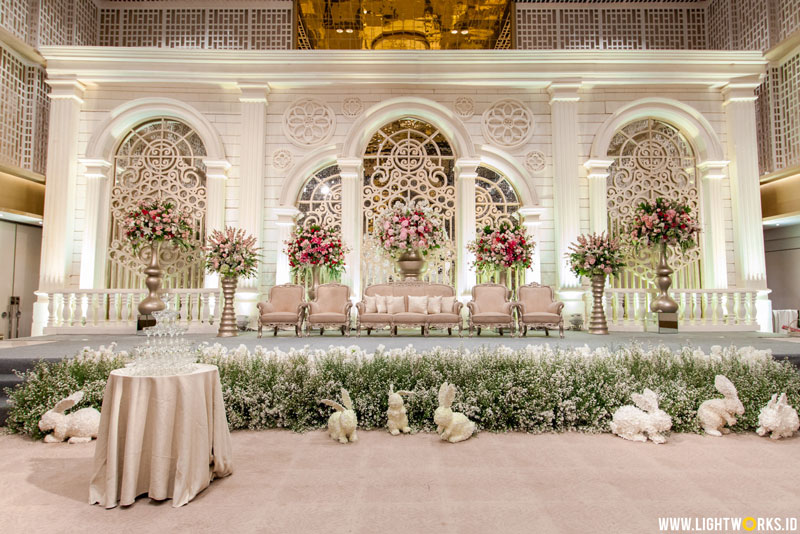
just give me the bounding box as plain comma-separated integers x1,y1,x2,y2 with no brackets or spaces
89,363,233,508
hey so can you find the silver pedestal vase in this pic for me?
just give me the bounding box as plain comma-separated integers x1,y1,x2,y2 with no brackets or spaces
138,241,166,316
589,273,609,335
217,277,239,337
650,243,679,314
395,248,428,280
308,264,321,300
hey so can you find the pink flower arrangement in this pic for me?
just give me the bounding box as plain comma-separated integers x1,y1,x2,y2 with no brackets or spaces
568,232,625,278
467,221,534,272
374,200,446,257
122,200,194,252
204,227,259,279
284,224,348,275
628,197,701,251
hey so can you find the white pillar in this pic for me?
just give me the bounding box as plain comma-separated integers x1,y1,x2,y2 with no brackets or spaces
584,159,613,235
518,207,544,284
237,84,269,292
455,158,479,297
338,158,362,299
78,159,111,289
274,206,300,286
203,160,231,289
549,82,583,314
698,161,729,289
38,78,84,291
722,82,768,290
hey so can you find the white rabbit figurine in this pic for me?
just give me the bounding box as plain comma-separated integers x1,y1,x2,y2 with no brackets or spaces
757,393,799,440
38,391,101,444
387,384,412,435
320,388,358,444
697,375,745,436
609,388,672,444
434,382,476,443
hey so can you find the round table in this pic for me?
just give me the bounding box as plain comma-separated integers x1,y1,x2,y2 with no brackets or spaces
89,363,233,508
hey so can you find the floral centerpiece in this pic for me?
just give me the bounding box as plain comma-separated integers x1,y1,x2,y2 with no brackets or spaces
467,221,534,283
628,197,701,251
374,200,447,279
204,227,260,338
567,232,625,278
122,200,194,253
285,224,348,277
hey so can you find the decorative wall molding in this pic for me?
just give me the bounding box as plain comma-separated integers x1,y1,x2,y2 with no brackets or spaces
282,98,336,147
341,96,363,118
482,99,534,150
454,96,475,119
272,149,293,170
524,151,546,173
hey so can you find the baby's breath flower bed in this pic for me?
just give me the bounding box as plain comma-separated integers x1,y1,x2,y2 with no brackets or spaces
5,343,799,440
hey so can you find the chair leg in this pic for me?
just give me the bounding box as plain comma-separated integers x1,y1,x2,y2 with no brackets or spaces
477,327,481,336
274,326,278,337
421,326,425,336
320,327,324,336
448,327,452,336
367,328,371,336
560,323,564,339
258,324,262,338
545,328,549,337
295,325,300,337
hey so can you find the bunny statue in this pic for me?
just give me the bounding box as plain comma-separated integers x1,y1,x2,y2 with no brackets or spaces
38,391,101,444
434,382,476,443
320,388,358,443
697,375,745,436
387,385,412,435
757,393,799,440
609,388,672,444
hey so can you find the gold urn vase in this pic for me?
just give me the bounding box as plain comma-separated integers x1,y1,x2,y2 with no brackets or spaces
395,248,428,280
217,277,239,337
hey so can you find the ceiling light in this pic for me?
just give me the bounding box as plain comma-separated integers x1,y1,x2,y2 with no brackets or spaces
346,28,353,33
461,29,468,35
451,29,458,34
336,28,344,33
363,9,367,14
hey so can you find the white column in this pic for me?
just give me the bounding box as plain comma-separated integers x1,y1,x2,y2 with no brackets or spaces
274,206,300,286
722,82,767,290
518,207,544,284
237,84,269,292
549,82,583,315
584,159,613,235
338,158,362,299
202,160,231,289
38,78,84,291
78,159,111,289
455,158,479,297
698,161,729,289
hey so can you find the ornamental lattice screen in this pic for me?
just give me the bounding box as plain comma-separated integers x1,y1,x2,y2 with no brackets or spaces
475,166,522,228
361,118,456,288
606,118,702,290
295,165,342,230
107,118,207,289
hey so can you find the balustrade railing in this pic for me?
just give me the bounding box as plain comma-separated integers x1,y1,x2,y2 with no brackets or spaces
40,288,219,333
583,288,760,331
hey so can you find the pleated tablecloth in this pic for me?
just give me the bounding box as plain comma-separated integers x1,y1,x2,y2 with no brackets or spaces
89,363,233,508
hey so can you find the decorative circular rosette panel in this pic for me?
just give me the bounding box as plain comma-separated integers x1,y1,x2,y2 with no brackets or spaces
283,98,336,147
482,99,534,149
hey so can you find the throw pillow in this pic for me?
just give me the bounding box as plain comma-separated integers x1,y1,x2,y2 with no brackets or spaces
408,295,428,314
376,295,389,314
364,295,377,313
441,296,456,313
427,295,442,314
388,296,405,314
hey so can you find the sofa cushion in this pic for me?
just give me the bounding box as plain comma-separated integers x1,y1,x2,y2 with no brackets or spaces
428,313,460,324
375,295,389,313
427,295,442,314
472,312,512,323
441,296,456,313
259,312,299,322
408,295,428,314
307,312,347,323
522,312,562,323
387,296,405,314
359,313,392,323
364,295,378,313
392,312,428,324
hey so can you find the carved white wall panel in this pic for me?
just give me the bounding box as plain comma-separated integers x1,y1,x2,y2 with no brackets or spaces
606,118,702,289
107,118,208,289
524,151,546,173
283,98,336,147
454,96,475,119
482,99,534,149
272,148,293,170
296,164,342,230
475,166,521,228
773,54,800,171
341,97,363,118
0,0,31,44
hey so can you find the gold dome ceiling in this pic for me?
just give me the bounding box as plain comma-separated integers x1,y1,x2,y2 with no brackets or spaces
296,0,512,50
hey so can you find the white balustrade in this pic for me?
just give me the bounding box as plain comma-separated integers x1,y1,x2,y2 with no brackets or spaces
583,288,760,332
42,288,220,334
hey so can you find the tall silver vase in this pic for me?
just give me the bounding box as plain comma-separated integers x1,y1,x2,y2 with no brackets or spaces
217,277,239,337
138,242,166,316
396,248,428,280
650,243,679,314
589,273,609,335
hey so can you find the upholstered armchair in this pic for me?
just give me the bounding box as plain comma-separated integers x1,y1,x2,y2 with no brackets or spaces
516,282,564,338
256,284,307,338
467,283,517,336
306,283,352,336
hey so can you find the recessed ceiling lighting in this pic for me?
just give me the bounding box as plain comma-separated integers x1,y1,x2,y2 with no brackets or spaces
363,9,367,14
346,28,353,33
461,29,468,35
336,28,344,33
451,29,458,34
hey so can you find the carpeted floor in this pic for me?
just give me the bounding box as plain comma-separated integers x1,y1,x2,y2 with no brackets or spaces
1,429,798,534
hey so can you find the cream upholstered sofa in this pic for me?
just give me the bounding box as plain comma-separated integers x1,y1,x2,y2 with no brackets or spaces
356,281,462,336
516,282,564,338
256,284,307,337
306,283,352,336
467,283,517,336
